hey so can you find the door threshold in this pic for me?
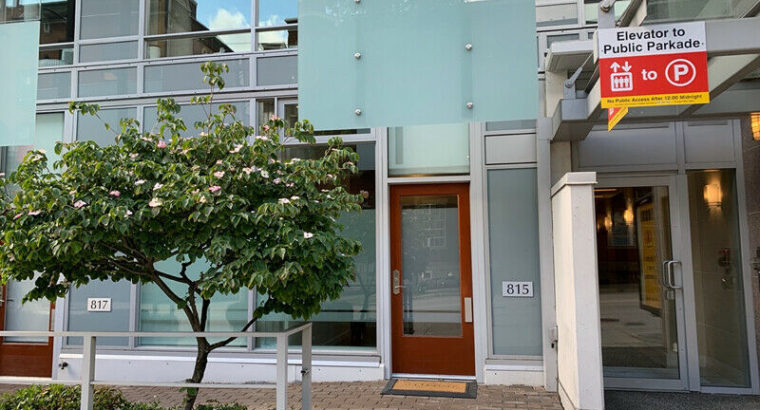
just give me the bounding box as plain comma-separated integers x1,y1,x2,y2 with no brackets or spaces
392,373,476,381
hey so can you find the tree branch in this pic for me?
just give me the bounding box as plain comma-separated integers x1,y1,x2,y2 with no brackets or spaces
208,315,258,351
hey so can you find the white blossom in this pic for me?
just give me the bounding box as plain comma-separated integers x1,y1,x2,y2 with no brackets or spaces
303,232,314,239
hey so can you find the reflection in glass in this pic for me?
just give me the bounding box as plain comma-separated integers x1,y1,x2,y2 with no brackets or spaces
596,186,680,379
0,1,39,24
257,0,297,27
80,0,139,39
687,169,751,388
256,99,274,130
400,195,462,337
39,46,74,66
146,33,251,58
257,28,297,51
536,2,578,27
39,0,75,44
5,277,49,343
147,0,251,35
283,103,298,128
256,144,377,349
139,260,247,347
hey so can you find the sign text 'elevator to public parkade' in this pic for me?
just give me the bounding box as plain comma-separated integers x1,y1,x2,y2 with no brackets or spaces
596,21,709,109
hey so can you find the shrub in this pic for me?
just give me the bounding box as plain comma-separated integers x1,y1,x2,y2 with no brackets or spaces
0,385,244,409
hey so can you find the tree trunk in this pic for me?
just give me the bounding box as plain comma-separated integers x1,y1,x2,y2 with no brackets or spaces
183,341,210,410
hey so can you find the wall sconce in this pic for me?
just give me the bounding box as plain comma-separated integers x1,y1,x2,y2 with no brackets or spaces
604,216,613,230
752,112,760,141
704,183,722,208
623,208,634,225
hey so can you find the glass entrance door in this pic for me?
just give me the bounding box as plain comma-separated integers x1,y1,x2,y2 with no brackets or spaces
0,279,54,377
594,176,688,390
390,183,475,376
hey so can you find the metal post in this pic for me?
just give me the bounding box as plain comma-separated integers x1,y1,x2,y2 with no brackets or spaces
80,336,96,410
598,0,618,29
301,324,312,410
276,334,288,410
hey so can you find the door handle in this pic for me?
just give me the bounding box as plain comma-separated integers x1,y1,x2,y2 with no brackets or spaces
392,270,401,295
664,260,682,289
464,297,473,323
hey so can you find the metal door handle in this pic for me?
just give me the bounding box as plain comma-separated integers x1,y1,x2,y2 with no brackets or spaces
664,260,682,289
392,270,401,295
464,297,473,323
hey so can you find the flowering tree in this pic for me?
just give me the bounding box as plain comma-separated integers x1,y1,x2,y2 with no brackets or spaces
0,62,362,409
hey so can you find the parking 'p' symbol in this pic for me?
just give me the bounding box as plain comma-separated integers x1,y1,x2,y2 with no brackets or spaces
666,59,697,87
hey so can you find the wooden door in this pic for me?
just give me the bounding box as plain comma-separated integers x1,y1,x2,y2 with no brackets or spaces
0,283,54,377
390,183,475,375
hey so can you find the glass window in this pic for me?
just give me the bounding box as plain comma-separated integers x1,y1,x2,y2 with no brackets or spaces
80,0,139,39
0,1,40,23
146,33,251,58
256,143,377,350
388,124,470,177
584,0,631,24
536,1,578,27
138,260,248,347
147,0,251,35
256,98,275,130
144,60,249,93
67,281,131,346
39,45,74,66
257,28,297,51
257,56,297,86
38,72,71,100
143,102,250,137
77,107,136,146
485,119,537,132
78,68,137,98
4,276,50,343
257,0,297,27
40,0,75,44
487,169,541,356
687,169,751,388
79,41,138,63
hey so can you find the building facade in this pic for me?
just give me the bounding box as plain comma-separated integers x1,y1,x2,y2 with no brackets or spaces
0,1,759,407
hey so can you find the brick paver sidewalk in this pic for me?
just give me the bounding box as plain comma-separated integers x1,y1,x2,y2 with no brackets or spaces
1,381,562,409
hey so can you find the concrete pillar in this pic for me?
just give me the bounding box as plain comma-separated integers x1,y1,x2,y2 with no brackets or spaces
550,172,604,410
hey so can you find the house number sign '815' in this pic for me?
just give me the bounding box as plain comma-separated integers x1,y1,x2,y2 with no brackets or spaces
502,281,534,298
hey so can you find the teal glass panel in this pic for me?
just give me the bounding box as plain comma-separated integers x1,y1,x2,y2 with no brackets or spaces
298,0,537,130
388,124,469,177
487,168,542,356
0,21,40,146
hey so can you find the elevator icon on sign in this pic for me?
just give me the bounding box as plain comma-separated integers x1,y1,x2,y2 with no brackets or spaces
610,61,633,92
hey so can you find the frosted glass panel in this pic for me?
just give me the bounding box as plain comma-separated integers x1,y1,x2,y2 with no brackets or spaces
144,60,249,93
67,280,130,346
257,56,297,86
78,68,137,98
488,169,542,356
35,113,65,164
38,72,70,100
77,107,137,146
0,21,39,146
5,277,49,343
143,102,250,138
139,260,247,347
79,41,138,63
299,0,537,129
388,124,469,176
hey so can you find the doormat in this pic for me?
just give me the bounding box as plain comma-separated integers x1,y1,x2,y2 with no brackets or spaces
381,378,477,399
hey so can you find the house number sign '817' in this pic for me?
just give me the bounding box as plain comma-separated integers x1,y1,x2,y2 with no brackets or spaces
502,281,534,298
87,298,112,312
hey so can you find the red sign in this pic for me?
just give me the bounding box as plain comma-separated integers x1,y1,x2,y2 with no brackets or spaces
597,22,709,109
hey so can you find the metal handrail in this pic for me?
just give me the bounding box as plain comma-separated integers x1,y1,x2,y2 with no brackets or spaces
0,323,313,410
